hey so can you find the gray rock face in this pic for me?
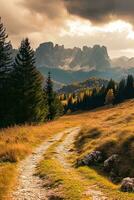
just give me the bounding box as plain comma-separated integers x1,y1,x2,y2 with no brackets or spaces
120,177,134,192
104,154,121,183
77,151,103,166
104,154,119,173
35,42,111,70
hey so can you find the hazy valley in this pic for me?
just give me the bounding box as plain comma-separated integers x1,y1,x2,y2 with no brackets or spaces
13,42,134,89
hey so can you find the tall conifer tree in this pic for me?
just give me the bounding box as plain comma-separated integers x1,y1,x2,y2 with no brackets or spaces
45,72,63,120
0,18,13,127
114,79,126,104
45,72,54,120
12,38,47,124
125,75,134,99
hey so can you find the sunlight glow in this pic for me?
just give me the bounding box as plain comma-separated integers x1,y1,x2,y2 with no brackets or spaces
103,20,132,33
60,19,134,40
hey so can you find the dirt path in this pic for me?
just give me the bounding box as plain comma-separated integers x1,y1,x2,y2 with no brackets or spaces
11,129,70,200
56,127,107,200
11,127,107,200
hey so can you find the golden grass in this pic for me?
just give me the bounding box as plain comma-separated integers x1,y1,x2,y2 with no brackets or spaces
0,164,16,200
37,134,92,200
1,100,134,199
74,101,134,178
0,120,79,199
71,100,134,199
73,100,134,156
38,159,91,200
78,167,134,200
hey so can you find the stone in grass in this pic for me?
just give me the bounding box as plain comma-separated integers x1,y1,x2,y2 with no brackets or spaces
104,154,119,173
77,151,103,166
120,177,134,192
48,195,64,200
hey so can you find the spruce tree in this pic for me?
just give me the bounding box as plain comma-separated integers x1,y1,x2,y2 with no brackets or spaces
114,79,126,104
0,18,13,127
45,72,54,120
125,75,134,99
45,72,63,120
106,79,116,94
12,38,47,124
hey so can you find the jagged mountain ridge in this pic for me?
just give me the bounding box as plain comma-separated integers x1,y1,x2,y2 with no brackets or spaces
112,56,134,68
35,42,111,71
12,42,134,90
13,42,134,71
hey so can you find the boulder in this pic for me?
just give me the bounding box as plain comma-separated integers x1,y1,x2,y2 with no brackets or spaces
77,151,103,166
120,177,134,192
104,154,119,173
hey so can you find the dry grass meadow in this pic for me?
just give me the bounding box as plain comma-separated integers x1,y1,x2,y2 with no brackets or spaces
1,100,134,199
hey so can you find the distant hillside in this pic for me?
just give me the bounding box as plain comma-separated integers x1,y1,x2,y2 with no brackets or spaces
112,56,134,68
58,77,109,94
38,66,126,89
12,43,134,89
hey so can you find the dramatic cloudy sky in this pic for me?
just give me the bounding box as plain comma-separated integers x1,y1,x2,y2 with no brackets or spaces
2,0,134,58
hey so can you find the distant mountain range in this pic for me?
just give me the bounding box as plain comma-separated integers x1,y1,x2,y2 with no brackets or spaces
35,42,111,71
112,56,134,68
12,42,134,90
39,66,124,85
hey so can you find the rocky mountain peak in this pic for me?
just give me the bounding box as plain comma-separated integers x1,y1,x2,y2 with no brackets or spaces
35,42,111,71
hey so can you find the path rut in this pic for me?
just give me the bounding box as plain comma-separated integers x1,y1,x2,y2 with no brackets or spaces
11,129,70,200
11,127,107,200
56,127,107,200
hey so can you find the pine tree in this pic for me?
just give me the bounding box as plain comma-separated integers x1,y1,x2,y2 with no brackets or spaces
95,86,106,107
45,72,63,120
0,18,13,127
106,79,116,94
125,75,134,99
12,38,47,124
45,72,54,120
114,79,126,104
51,93,64,117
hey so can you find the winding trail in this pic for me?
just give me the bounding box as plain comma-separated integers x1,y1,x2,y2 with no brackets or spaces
11,129,67,200
56,127,107,200
11,127,107,200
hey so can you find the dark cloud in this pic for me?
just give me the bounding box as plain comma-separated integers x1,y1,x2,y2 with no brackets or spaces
21,0,67,20
63,0,134,24
20,0,134,26
1,0,134,57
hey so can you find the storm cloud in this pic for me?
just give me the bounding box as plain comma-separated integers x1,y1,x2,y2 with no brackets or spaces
64,0,134,25
20,0,68,23
1,0,134,57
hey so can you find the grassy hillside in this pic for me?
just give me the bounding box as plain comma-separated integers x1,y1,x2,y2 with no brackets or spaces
75,100,134,177
0,121,79,200
38,66,123,87
58,77,109,94
37,100,134,199
73,100,134,199
1,100,134,199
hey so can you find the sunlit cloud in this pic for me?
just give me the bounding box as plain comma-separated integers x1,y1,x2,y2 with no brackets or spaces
60,19,134,37
1,0,134,57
